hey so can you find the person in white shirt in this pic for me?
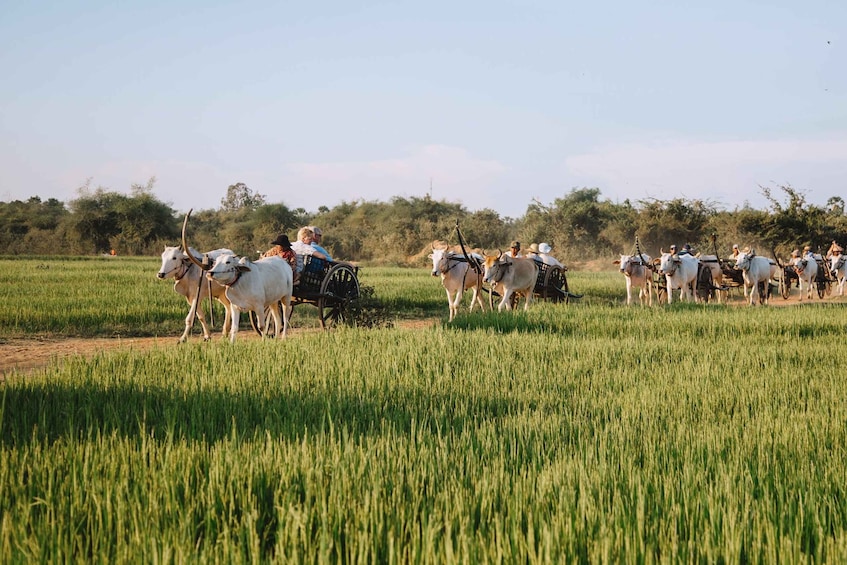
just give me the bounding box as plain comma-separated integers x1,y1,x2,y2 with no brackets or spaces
537,242,564,268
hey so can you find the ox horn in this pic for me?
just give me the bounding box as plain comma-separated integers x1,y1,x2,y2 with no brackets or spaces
181,209,208,270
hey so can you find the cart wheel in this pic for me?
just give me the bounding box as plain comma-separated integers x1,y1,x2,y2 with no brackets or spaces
825,281,833,297
817,281,826,299
317,263,360,328
543,265,569,303
696,266,713,303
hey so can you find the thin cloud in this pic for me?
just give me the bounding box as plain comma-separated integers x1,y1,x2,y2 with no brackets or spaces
564,137,847,207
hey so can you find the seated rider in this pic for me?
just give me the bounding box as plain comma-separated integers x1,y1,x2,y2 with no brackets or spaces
308,226,333,261
537,242,564,268
263,234,301,285
292,227,329,274
505,241,522,258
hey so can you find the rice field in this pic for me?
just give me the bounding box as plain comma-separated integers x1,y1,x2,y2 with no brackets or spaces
2,256,847,562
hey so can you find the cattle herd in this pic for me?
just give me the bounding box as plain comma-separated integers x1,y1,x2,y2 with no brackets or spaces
157,235,847,341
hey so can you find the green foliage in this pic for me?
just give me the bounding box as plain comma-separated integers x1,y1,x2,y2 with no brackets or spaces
0,196,69,254
65,179,179,255
219,182,266,212
4,181,847,264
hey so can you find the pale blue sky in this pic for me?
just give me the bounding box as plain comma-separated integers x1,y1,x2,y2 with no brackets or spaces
1,0,844,218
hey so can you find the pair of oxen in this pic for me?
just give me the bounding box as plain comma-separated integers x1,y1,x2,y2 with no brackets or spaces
428,245,545,321
156,211,293,343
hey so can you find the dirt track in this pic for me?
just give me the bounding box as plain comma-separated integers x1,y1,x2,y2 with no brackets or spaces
0,320,439,378
1,292,843,379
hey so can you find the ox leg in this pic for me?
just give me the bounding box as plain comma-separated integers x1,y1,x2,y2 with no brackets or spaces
522,291,533,312
181,299,211,343
625,279,633,305
665,277,674,304
498,290,513,311
279,297,292,339
228,306,242,343
747,280,758,306
219,299,233,337
445,288,459,322
267,302,283,339
468,285,485,314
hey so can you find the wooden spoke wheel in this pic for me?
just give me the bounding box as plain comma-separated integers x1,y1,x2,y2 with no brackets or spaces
696,266,713,303
817,279,830,299
317,263,360,328
542,265,569,303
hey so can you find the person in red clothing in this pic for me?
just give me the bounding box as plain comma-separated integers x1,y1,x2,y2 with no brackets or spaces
263,234,301,285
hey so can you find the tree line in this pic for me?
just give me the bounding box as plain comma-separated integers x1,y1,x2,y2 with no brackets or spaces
2,178,845,266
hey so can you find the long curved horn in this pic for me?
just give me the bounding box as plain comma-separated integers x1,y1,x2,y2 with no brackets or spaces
181,209,207,270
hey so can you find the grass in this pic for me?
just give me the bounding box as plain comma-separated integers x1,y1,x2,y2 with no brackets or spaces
2,257,847,562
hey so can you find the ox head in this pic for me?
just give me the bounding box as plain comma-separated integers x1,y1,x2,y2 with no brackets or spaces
205,253,251,286
482,250,509,284
734,250,754,271
157,246,189,280
830,254,845,275
658,252,679,276
428,243,451,277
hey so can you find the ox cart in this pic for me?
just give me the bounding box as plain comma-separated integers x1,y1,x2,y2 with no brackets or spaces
774,253,832,300
486,259,579,309
250,255,360,333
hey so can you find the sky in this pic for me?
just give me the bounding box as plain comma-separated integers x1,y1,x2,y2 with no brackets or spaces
1,0,844,219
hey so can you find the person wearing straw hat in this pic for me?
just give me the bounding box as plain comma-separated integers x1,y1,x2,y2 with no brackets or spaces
525,243,540,259
826,240,843,259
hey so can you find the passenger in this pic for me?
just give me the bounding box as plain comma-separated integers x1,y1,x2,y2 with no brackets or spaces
525,243,539,259
826,241,843,259
679,243,693,256
263,234,301,285
292,227,328,259
537,242,564,268
731,244,740,259
505,240,523,258
308,226,333,261
292,227,328,276
803,245,815,260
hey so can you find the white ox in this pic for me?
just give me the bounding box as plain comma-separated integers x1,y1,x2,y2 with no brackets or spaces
734,250,777,305
201,254,294,342
614,254,653,306
157,246,234,342
791,254,819,301
658,252,700,303
429,245,486,321
482,252,539,312
829,254,847,296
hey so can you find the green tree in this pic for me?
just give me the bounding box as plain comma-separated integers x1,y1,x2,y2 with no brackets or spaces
220,182,266,212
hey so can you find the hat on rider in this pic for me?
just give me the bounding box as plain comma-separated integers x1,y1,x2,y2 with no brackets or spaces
270,234,292,249
510,241,520,250
528,243,539,254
